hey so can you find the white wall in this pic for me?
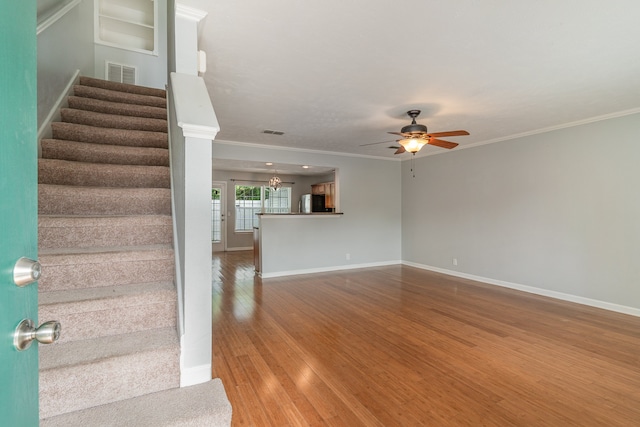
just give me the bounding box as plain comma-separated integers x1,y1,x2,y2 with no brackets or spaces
37,0,94,129
213,141,403,275
402,112,640,313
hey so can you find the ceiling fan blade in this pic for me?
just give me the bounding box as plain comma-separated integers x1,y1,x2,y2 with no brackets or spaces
387,131,408,137
426,130,469,138
394,146,406,154
428,138,459,149
360,140,396,147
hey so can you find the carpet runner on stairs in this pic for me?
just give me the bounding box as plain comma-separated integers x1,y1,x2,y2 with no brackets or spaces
38,76,231,426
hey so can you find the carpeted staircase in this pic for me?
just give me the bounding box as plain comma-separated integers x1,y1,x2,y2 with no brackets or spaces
37,76,231,426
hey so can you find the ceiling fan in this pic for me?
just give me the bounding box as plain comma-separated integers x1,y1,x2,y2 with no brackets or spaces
363,110,469,154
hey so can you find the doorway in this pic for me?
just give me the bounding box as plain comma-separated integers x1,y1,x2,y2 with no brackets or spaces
212,182,226,252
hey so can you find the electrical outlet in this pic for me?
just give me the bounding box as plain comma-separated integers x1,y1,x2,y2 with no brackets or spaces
453,258,458,266
346,253,351,260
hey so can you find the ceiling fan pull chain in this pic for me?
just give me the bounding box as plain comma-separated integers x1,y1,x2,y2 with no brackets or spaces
411,155,416,178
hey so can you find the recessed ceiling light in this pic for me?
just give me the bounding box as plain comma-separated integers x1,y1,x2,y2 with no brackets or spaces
265,162,273,166
302,165,309,169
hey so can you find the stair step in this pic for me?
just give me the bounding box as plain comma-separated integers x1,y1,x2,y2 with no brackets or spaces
39,328,180,420
38,245,174,292
73,84,167,109
41,139,169,166
52,122,168,148
39,281,176,343
39,215,173,249
39,158,170,188
39,184,171,216
61,108,168,133
79,75,167,99
68,95,167,120
40,379,232,427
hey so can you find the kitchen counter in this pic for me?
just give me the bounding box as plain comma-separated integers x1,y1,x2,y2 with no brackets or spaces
256,212,343,217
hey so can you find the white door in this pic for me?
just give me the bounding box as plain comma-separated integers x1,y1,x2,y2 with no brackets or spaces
211,182,226,252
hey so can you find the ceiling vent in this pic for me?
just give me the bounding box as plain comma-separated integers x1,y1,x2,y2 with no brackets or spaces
263,129,284,135
106,62,137,85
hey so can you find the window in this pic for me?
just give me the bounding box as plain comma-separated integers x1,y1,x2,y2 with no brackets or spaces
211,188,221,243
265,187,291,214
235,186,262,232
234,185,292,231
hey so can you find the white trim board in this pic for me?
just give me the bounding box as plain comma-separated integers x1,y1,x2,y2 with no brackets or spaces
259,260,401,279
179,362,212,388
403,261,640,318
222,246,253,252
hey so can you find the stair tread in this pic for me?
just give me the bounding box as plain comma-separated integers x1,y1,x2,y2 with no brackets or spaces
41,139,169,166
40,379,232,427
39,157,169,172
51,122,168,148
61,108,168,133
38,158,170,188
39,214,172,224
73,84,167,109
39,243,173,257
39,281,175,309
40,327,178,371
79,76,167,98
38,183,173,213
38,214,173,249
68,95,167,120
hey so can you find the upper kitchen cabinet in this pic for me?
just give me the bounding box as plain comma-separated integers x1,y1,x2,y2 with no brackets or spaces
95,0,158,55
312,181,335,210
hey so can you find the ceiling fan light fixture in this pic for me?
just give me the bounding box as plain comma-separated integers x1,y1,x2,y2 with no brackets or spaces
398,138,427,154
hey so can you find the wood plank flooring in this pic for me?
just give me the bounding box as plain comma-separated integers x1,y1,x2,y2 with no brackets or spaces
212,251,640,426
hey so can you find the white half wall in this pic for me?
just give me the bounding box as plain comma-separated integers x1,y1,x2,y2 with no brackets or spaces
402,112,640,312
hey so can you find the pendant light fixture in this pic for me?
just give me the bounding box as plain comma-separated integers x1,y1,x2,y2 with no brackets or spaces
268,174,282,190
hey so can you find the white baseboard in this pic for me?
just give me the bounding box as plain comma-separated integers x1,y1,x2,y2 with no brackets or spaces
180,362,212,388
260,260,401,279
223,246,253,252
403,261,640,318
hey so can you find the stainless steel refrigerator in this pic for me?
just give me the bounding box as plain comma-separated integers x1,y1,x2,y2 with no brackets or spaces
300,194,311,213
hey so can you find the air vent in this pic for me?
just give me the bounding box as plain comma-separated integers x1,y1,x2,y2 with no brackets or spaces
106,62,137,85
263,129,285,135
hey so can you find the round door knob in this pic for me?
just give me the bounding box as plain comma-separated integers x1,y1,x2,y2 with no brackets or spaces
14,319,61,351
13,257,42,287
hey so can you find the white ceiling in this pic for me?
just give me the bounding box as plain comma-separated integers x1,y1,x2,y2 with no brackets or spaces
181,0,640,160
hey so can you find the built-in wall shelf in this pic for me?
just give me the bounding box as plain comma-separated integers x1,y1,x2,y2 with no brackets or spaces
95,0,157,55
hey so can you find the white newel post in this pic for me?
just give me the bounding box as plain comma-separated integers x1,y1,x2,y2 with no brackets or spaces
168,72,219,387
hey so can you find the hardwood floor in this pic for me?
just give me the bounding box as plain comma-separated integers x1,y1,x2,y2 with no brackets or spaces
212,251,640,426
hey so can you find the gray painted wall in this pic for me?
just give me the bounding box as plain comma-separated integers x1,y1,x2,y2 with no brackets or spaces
212,142,403,273
37,0,94,129
402,112,640,310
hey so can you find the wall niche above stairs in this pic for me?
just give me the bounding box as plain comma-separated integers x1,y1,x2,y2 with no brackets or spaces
95,0,158,55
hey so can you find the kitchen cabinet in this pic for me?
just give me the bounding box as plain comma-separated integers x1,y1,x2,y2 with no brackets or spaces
311,182,335,210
